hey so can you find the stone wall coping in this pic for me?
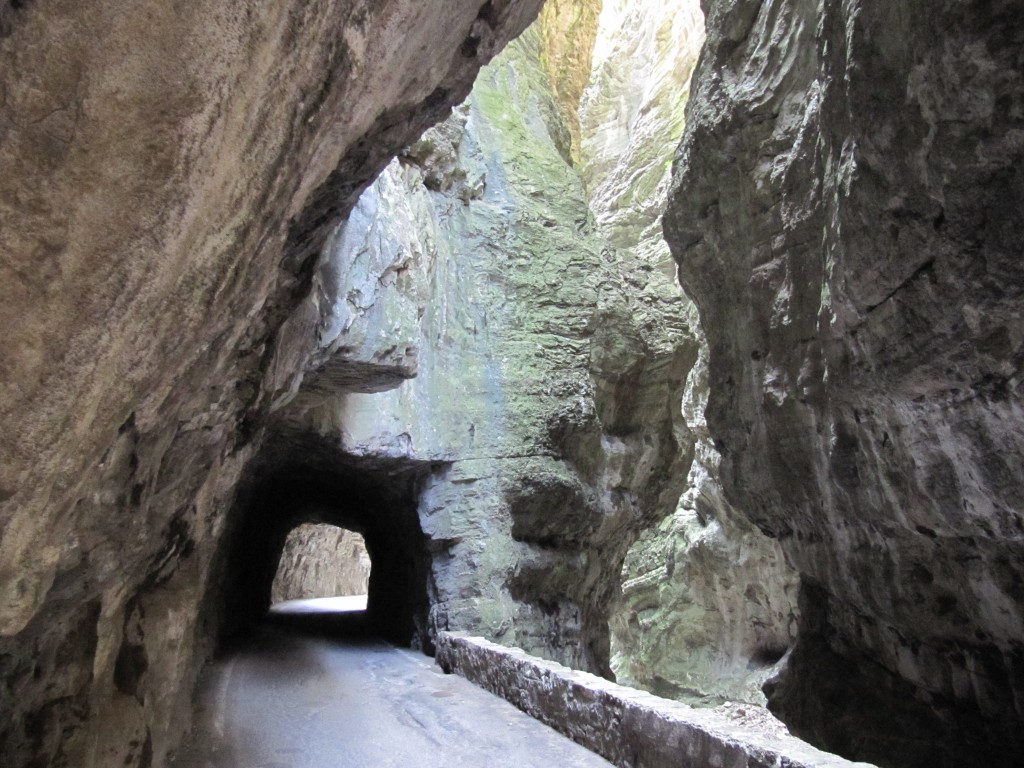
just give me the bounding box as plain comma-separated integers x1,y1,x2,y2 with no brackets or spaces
435,632,880,768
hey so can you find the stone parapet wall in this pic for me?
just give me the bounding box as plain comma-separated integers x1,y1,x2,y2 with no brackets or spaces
435,632,878,768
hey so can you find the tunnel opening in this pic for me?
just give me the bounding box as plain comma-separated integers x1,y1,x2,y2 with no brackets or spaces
215,432,437,651
269,522,372,611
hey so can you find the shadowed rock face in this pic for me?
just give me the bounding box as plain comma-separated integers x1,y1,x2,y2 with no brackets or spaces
665,0,1024,765
0,1,543,766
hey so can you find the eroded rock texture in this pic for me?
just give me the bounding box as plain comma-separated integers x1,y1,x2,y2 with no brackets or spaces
266,17,697,675
665,0,1024,765
577,0,799,704
0,1,544,766
270,524,371,603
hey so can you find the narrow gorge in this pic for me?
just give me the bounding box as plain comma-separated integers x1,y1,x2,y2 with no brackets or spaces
0,1,1021,768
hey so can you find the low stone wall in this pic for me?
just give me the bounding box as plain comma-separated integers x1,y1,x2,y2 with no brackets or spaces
435,632,878,768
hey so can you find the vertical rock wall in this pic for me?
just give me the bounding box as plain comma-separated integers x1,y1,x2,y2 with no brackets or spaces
270,0,800,705
273,19,697,675
0,2,545,766
576,0,799,703
665,0,1024,765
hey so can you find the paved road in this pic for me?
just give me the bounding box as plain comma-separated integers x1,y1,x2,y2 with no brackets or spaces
171,603,611,767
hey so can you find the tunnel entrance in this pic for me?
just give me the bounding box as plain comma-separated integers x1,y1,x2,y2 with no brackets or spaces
215,432,437,650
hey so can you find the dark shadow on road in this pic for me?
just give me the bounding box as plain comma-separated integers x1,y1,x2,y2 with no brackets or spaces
173,596,614,768
265,609,374,640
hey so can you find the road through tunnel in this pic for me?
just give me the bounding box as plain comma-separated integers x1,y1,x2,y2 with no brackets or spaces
215,434,437,651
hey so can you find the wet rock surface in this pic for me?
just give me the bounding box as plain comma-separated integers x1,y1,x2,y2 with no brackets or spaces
664,0,1024,764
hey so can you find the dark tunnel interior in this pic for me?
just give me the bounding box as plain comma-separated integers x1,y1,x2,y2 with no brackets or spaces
214,434,437,651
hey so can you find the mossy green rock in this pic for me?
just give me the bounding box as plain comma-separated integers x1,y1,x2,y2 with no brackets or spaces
275,22,696,675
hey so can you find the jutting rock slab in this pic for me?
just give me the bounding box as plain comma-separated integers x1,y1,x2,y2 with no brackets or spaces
0,2,544,766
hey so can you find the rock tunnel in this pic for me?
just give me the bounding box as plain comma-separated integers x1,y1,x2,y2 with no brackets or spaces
216,434,435,649
1,0,1022,767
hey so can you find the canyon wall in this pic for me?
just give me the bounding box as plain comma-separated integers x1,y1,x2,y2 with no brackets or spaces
665,0,1024,765
573,0,799,703
265,0,799,707
270,524,371,604
0,2,544,766
6,0,1017,766
271,16,697,674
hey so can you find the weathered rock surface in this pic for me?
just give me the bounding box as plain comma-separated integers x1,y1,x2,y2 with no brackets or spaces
10,0,1018,765
264,0,797,711
665,0,1024,765
579,0,701,257
612,490,800,704
267,20,698,675
536,0,602,163
573,0,799,703
436,632,879,768
0,1,544,766
270,524,371,604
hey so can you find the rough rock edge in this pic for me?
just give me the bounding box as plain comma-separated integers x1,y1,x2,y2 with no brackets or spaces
664,0,1024,761
0,2,547,766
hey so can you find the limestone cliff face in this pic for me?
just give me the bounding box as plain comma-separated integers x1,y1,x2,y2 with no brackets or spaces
271,524,371,603
575,0,799,704
536,0,602,163
665,0,1024,765
0,2,544,766
273,22,697,675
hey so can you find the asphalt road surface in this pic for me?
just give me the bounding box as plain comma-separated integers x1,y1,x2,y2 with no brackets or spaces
171,601,612,767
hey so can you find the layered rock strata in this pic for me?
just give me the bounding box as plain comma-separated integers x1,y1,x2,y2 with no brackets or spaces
0,1,544,766
665,0,1024,765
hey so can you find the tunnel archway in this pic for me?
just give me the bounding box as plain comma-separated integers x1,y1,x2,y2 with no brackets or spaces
216,432,437,650
270,522,371,606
